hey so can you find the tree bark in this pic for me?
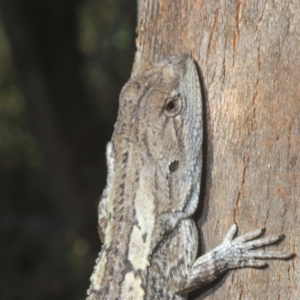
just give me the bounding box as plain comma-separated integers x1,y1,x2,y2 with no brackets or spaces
136,1,299,299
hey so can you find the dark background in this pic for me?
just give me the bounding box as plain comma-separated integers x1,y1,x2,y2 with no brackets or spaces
0,1,136,299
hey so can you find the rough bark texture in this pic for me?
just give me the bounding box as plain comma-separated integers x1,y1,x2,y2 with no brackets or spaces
136,1,299,299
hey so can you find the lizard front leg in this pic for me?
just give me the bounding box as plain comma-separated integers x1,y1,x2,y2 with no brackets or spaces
170,222,292,295
155,219,292,299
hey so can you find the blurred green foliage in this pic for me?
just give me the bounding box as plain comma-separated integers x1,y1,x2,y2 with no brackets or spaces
0,23,41,168
79,0,136,122
0,0,136,299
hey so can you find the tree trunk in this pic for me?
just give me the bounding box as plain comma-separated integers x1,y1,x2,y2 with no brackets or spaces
135,1,299,299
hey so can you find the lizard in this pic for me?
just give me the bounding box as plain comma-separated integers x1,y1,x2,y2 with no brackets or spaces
86,54,292,299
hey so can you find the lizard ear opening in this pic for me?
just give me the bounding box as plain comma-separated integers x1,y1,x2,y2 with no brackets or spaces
169,160,180,172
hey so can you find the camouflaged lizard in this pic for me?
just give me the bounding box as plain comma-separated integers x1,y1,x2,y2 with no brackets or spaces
87,54,292,299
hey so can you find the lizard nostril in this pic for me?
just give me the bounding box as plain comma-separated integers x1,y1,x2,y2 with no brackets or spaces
169,160,179,172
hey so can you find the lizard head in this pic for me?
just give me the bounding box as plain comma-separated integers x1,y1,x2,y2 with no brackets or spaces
113,54,203,213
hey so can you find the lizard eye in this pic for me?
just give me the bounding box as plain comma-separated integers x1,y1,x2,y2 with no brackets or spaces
164,95,182,117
